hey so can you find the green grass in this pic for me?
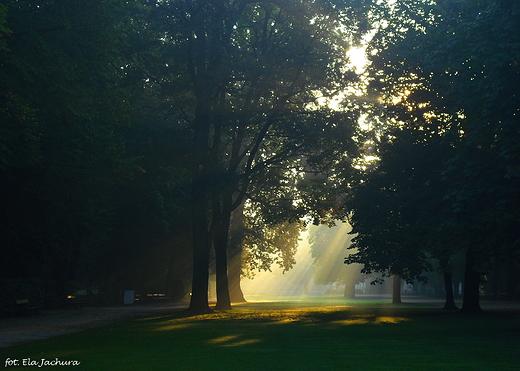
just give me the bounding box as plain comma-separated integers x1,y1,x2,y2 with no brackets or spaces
1,299,519,370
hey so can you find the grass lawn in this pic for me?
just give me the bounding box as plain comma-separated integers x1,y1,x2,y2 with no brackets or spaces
1,298,519,370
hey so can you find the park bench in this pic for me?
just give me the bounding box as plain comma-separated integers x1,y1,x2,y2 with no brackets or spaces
66,295,85,309
135,293,169,304
16,299,40,316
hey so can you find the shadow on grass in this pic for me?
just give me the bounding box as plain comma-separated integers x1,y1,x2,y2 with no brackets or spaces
1,303,519,370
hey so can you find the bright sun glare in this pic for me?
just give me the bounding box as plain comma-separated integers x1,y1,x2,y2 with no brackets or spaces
241,224,355,300
347,46,368,74
240,230,313,299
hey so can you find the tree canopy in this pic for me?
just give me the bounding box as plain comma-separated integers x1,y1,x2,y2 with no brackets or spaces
345,0,520,312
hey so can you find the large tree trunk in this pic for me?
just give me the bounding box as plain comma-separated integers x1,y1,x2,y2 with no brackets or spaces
392,275,402,304
460,248,483,314
213,208,232,310
187,193,212,314
187,97,213,314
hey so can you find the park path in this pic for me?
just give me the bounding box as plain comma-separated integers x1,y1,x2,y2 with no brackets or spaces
0,303,187,348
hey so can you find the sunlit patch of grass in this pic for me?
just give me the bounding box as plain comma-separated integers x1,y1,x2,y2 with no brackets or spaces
207,334,241,344
374,316,411,324
223,338,261,346
207,335,261,347
153,322,194,331
331,317,372,325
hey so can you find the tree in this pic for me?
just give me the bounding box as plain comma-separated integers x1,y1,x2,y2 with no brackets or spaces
364,0,520,312
423,0,520,311
227,197,307,303
344,26,464,304
147,0,364,313
345,129,443,277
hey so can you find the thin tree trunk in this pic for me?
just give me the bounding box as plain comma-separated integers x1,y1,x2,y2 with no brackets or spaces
460,248,483,314
442,270,458,310
228,243,246,303
506,261,516,300
303,280,309,295
228,201,246,303
392,275,402,304
438,256,458,310
52,259,69,308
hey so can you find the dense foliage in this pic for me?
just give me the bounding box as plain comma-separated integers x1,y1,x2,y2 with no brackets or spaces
345,0,520,312
0,0,192,308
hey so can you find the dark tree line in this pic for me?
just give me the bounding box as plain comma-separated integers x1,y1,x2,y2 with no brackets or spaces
0,0,145,307
0,0,201,309
344,0,520,313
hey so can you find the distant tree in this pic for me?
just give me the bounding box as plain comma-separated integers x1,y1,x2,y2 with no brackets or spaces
242,208,305,277
309,223,362,298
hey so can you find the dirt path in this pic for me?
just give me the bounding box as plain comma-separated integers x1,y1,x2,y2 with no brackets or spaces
0,303,187,348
